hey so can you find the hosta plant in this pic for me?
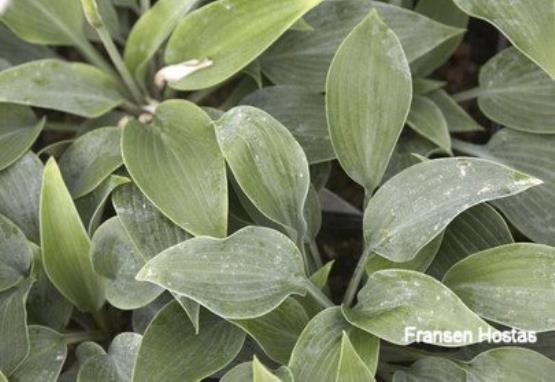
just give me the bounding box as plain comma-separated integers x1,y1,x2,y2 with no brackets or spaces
0,0,554,381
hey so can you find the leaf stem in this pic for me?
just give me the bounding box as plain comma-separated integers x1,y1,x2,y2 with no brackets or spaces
94,25,145,104
308,239,324,270
342,248,373,307
452,86,484,102
74,36,116,77
304,280,334,308
62,330,106,345
451,138,494,160
91,307,111,335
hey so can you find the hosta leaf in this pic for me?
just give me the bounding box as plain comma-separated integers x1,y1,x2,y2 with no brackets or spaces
427,89,483,133
464,348,555,381
0,278,32,375
221,362,254,382
0,152,43,243
393,356,466,382
296,260,335,318
396,348,555,382
412,78,446,95
406,96,451,153
381,131,436,183
452,0,555,79
91,217,161,310
261,0,463,91
241,86,334,164
443,243,555,332
164,0,323,90
122,100,227,237
0,214,32,292
475,48,555,133
124,0,200,83
111,183,199,325
131,293,172,334
37,140,73,159
363,158,542,262
216,106,310,239
412,0,468,76
365,233,443,275
112,183,191,259
0,60,125,118
134,302,245,381
77,333,141,382
10,326,66,382
40,158,104,312
137,226,309,319
326,10,412,193
304,185,322,242
59,127,122,198
456,129,555,245
233,298,309,364
289,307,379,382
336,332,375,382
0,104,44,171
58,342,106,382
0,0,86,45
221,362,294,382
26,245,72,330
75,175,130,236
0,372,5,382
253,357,281,382
0,25,56,65
343,270,492,347
428,203,513,279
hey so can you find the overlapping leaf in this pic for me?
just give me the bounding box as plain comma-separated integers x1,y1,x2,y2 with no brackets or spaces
0,104,44,171
0,60,125,118
233,298,309,364
164,0,323,90
40,158,104,312
241,86,334,164
261,0,463,91
123,100,227,237
452,0,555,79
427,89,483,133
134,302,245,381
137,226,309,319
428,203,513,278
0,214,32,292
77,333,141,382
474,48,555,133
326,10,412,193
216,106,310,240
406,95,451,153
455,129,555,245
59,127,122,198
443,243,555,332
10,326,66,382
91,217,161,310
363,158,541,262
124,0,200,83
0,0,86,46
343,270,493,346
289,307,379,382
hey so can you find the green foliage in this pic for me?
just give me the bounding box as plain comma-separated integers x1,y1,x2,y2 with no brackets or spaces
0,0,554,380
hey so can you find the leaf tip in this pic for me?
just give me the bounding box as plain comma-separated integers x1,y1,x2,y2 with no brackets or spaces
513,172,544,188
